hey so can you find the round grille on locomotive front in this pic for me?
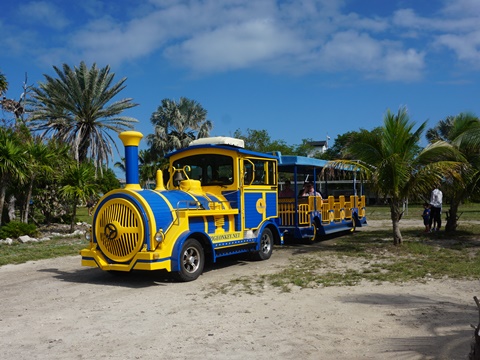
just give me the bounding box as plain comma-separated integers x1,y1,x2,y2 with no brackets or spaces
95,198,145,262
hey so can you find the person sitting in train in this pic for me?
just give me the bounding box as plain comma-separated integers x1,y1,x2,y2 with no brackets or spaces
300,181,322,197
279,180,295,197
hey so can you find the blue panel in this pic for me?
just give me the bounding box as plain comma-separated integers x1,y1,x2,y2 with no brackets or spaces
244,193,262,228
222,190,240,209
265,192,277,217
189,217,206,232
140,190,174,232
207,216,215,233
161,190,210,209
223,215,230,232
223,190,241,231
319,220,354,235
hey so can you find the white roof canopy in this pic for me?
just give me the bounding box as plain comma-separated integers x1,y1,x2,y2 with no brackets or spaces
189,137,245,148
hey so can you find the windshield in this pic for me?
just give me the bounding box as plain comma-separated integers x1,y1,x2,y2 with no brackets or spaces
172,154,234,186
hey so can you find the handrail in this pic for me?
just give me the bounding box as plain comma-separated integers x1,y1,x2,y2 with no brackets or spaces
278,195,365,226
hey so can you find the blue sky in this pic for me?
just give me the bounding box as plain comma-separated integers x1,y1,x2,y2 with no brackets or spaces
1,0,480,163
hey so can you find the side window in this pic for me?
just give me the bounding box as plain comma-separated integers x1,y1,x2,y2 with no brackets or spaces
244,161,254,185
244,159,276,186
252,160,265,185
266,160,276,185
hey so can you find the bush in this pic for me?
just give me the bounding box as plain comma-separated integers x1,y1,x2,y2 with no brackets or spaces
0,222,38,239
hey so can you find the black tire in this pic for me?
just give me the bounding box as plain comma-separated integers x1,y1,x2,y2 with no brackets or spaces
175,238,204,282
314,218,322,241
252,228,273,261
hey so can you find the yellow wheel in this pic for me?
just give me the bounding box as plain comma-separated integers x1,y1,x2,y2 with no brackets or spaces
329,211,334,223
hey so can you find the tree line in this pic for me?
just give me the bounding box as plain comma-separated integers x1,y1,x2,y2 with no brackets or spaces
1,62,480,244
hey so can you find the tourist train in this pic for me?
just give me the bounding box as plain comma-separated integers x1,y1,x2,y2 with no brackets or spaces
81,131,366,281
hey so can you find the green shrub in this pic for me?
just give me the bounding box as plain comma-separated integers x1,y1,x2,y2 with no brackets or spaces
0,222,38,239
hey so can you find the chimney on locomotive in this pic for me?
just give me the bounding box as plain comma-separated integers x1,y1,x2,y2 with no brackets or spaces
118,131,143,190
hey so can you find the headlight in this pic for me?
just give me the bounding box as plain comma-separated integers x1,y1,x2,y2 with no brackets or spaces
155,229,164,243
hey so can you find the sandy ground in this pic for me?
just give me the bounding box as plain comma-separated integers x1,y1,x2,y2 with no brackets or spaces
1,221,479,360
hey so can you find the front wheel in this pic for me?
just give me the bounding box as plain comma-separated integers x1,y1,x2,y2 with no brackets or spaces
175,238,204,282
252,228,273,261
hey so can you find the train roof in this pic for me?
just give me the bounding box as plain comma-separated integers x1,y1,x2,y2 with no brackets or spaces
277,155,328,172
166,139,278,160
277,155,358,172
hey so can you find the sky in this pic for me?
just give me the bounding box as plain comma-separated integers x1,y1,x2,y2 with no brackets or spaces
1,0,480,165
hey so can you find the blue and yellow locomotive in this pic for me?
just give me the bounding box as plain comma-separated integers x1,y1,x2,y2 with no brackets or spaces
81,131,282,281
81,131,367,281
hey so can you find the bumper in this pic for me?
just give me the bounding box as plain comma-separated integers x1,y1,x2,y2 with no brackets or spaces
80,248,172,272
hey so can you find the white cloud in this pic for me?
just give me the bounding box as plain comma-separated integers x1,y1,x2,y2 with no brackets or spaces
393,8,478,33
72,15,167,66
441,0,480,17
382,48,425,81
4,0,477,82
316,31,424,81
17,1,69,30
164,18,304,72
391,2,480,69
435,31,480,63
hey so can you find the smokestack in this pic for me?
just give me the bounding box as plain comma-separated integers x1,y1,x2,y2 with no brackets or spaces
118,131,143,190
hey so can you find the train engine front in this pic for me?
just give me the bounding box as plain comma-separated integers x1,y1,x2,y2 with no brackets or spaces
81,131,280,281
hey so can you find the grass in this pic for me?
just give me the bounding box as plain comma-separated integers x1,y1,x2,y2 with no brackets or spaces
265,230,480,292
0,236,88,267
75,206,92,225
206,202,480,295
367,202,480,221
0,205,91,266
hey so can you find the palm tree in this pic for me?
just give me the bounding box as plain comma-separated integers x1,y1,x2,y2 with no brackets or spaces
21,136,70,223
0,127,28,224
332,107,463,245
28,61,139,171
61,162,98,233
114,157,126,174
427,113,480,231
0,71,8,96
147,97,212,157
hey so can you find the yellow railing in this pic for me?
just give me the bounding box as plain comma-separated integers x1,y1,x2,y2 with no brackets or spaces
278,195,366,226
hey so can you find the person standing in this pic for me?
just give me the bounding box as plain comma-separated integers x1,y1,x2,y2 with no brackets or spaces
429,187,443,232
422,203,431,233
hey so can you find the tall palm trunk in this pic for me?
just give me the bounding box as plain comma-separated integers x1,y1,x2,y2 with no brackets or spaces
22,177,35,223
70,194,79,233
0,182,6,224
390,201,403,245
445,201,460,232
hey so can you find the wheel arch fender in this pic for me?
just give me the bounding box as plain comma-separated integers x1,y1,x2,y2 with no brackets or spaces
259,221,282,246
170,231,214,272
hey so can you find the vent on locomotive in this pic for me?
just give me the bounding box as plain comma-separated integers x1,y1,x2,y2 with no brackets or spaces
95,198,145,262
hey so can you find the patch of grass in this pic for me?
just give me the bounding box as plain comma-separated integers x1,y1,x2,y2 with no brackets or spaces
0,236,88,266
368,202,480,222
76,206,92,225
264,225,480,292
204,275,266,297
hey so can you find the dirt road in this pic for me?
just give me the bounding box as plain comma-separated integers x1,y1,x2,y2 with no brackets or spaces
1,240,478,360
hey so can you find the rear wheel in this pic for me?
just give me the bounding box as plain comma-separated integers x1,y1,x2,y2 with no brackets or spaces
252,228,273,261
175,238,204,282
